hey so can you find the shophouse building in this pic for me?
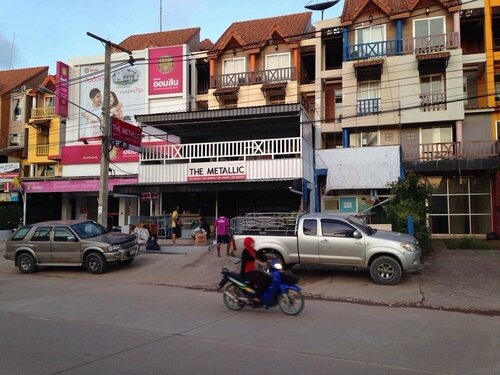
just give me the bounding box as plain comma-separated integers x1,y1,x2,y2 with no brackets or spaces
114,12,316,226
313,0,500,236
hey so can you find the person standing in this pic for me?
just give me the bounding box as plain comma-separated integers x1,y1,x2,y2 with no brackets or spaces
171,205,182,245
215,215,230,257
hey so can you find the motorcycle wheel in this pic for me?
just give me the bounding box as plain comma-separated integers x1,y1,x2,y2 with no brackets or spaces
278,289,305,315
223,284,244,311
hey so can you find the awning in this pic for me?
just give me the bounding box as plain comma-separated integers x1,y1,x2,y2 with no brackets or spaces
353,59,384,80
113,178,301,195
416,52,450,70
260,82,287,97
213,86,239,98
316,146,401,191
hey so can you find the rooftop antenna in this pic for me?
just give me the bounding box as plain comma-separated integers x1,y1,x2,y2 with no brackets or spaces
304,0,341,20
9,32,15,69
160,0,163,32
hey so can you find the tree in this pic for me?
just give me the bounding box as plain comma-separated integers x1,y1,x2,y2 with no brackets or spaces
386,173,432,251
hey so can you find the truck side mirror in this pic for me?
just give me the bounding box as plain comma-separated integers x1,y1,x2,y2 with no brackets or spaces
352,230,362,239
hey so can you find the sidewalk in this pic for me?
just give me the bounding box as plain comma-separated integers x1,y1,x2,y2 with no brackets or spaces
1,240,499,315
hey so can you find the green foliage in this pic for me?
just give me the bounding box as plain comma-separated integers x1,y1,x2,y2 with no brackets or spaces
0,204,23,230
386,173,432,251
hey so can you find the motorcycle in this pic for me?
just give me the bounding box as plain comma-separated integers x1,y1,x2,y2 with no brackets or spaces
219,257,305,315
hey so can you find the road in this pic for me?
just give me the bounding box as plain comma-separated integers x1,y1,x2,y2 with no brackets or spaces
0,273,498,374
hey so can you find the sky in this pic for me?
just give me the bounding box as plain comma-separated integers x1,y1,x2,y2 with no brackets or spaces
0,0,344,74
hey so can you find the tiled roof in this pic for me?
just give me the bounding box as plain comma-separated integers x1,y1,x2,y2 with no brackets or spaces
341,0,461,24
118,27,201,51
0,66,48,96
199,38,214,51
209,12,313,57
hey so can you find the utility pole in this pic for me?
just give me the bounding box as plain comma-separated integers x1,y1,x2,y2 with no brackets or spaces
87,32,133,228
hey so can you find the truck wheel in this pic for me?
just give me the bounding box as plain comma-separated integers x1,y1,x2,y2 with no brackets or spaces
370,256,402,285
17,253,37,274
85,252,108,274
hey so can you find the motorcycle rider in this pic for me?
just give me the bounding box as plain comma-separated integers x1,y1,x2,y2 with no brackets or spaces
240,237,269,302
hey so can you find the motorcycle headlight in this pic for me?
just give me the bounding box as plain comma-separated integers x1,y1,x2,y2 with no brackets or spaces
107,244,121,252
272,263,283,270
400,242,416,252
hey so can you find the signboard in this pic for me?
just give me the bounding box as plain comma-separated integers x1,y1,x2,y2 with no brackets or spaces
111,117,142,152
61,144,138,164
23,177,138,193
0,192,18,202
148,45,184,95
78,63,145,139
55,61,69,117
0,163,20,179
187,161,246,182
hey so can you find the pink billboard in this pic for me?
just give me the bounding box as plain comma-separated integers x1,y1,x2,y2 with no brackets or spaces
55,61,69,117
148,45,184,95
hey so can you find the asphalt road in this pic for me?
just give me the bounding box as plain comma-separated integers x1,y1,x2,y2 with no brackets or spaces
1,273,499,375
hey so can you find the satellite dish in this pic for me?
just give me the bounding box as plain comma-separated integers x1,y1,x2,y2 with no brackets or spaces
305,0,341,20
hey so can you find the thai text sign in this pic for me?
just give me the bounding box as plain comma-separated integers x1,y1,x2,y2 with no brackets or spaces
55,61,69,117
187,161,246,182
148,45,184,95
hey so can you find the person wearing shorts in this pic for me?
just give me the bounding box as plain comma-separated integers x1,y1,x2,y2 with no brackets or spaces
215,215,230,257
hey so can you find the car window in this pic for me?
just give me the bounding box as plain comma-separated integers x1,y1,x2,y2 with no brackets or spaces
30,226,52,242
54,227,76,242
321,220,356,238
70,221,107,239
11,225,32,241
303,219,317,236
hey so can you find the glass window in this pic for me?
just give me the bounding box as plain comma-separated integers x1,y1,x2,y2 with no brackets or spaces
321,220,355,237
12,99,21,121
470,195,491,214
303,219,317,236
31,226,52,242
414,17,444,38
430,216,448,234
449,195,469,214
470,177,490,193
421,75,443,94
265,53,291,70
450,216,470,234
71,221,107,239
358,81,380,100
449,177,468,194
11,226,32,241
431,196,448,214
471,215,491,234
222,57,245,75
54,227,75,242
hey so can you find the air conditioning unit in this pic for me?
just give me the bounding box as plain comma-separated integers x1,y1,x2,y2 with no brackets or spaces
9,134,20,146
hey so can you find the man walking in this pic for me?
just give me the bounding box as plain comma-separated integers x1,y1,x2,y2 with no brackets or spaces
215,215,230,257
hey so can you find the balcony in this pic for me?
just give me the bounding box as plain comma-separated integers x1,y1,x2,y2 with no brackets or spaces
345,40,399,60
401,141,499,162
403,32,459,54
420,92,446,111
357,98,380,116
211,67,295,89
139,137,304,184
31,106,56,119
36,144,50,156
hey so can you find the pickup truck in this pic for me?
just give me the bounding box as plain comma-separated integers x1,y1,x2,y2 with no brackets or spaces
231,213,421,285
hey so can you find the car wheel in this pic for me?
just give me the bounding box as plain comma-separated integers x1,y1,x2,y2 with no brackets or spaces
17,253,36,274
118,258,134,266
85,252,108,274
370,256,402,285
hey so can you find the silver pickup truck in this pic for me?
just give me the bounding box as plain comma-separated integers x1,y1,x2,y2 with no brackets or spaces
231,213,421,285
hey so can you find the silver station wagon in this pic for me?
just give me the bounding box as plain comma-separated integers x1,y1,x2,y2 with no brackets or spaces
4,220,138,274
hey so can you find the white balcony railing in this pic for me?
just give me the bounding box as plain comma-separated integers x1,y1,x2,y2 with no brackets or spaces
141,137,302,164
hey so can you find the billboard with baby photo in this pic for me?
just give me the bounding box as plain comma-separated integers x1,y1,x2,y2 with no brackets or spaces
78,63,146,140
